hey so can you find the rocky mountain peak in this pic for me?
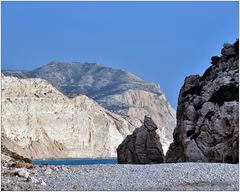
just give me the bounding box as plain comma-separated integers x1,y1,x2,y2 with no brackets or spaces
3,61,161,97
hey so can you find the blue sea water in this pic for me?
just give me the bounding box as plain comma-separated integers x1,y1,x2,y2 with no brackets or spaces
32,158,117,166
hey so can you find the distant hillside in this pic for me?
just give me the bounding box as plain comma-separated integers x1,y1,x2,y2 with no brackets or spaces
4,61,161,99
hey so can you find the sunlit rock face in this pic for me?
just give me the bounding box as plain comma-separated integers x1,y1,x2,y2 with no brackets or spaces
166,40,239,163
3,63,176,154
1,75,133,159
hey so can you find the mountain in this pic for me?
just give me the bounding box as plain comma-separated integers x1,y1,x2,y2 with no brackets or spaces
3,62,160,99
166,40,239,163
3,62,176,153
1,75,133,159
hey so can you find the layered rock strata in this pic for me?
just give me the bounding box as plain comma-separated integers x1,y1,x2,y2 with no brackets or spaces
166,40,239,163
1,75,133,159
117,116,164,164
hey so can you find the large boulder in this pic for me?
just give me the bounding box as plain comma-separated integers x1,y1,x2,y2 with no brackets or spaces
117,116,164,164
166,40,239,163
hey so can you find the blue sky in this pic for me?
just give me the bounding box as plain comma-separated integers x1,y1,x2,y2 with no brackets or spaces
2,2,238,109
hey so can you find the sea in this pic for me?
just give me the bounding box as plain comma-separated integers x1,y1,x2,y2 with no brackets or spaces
32,158,117,166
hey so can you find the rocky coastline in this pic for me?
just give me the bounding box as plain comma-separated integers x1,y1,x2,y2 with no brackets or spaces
1,40,239,191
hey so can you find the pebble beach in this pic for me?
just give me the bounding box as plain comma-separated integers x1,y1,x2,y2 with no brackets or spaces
1,163,239,191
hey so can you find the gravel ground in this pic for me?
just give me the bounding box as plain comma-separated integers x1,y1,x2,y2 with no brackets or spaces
1,163,239,191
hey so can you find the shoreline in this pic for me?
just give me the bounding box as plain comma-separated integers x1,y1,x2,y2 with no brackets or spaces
32,157,118,161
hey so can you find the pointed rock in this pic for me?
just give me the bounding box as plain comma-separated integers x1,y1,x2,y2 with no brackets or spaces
117,116,164,164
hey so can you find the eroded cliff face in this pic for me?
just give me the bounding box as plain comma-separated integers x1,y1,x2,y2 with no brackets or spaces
166,40,239,163
99,89,176,153
3,63,176,154
1,76,132,159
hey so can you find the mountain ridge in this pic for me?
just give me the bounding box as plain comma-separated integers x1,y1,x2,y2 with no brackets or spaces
3,61,162,97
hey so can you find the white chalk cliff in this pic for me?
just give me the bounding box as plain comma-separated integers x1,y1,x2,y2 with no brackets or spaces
1,75,132,159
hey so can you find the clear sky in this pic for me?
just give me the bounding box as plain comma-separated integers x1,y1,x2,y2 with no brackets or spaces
2,2,238,109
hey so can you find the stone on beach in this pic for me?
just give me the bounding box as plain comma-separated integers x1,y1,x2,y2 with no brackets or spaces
117,116,164,164
16,169,30,178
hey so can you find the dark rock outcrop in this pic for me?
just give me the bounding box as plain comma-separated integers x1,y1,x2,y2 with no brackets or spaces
117,116,164,164
166,40,239,163
1,143,33,168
